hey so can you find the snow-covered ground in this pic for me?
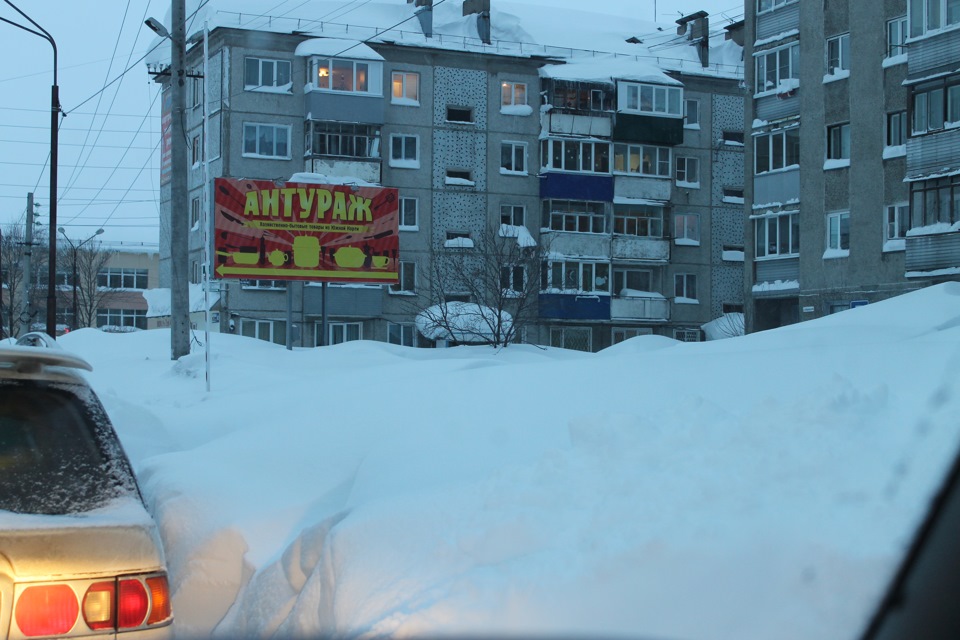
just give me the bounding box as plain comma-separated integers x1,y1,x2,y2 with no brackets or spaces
55,283,960,639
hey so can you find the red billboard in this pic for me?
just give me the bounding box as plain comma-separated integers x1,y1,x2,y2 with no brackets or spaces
214,178,399,284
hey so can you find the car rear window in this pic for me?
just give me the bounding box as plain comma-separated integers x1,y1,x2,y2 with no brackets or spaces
0,381,139,515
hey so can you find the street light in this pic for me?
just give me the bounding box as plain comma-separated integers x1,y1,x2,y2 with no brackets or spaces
1,1,61,339
57,227,103,330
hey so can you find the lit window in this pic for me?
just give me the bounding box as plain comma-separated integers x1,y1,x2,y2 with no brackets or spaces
612,143,671,177
501,81,527,107
391,71,419,104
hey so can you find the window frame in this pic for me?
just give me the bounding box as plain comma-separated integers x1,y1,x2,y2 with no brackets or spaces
612,268,653,296
321,321,362,345
757,0,797,15
887,111,908,146
827,211,851,252
826,33,851,75
97,268,148,290
306,121,380,159
683,98,700,128
674,213,701,245
612,142,672,178
541,138,611,174
909,174,960,228
308,57,381,95
542,259,610,293
239,318,286,345
619,82,683,117
391,71,420,105
909,0,960,37
97,308,147,330
754,42,800,95
501,141,527,174
885,202,910,244
754,211,800,259
674,273,698,302
826,122,851,160
389,133,420,168
500,264,526,292
675,156,700,187
190,196,201,228
500,204,525,226
501,81,528,107
242,122,292,159
388,322,416,346
399,196,419,230
391,261,417,293
753,127,800,174
244,57,292,91
909,75,960,136
542,199,607,234
612,205,663,238
887,15,909,58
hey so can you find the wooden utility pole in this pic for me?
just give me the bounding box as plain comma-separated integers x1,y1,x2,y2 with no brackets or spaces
170,0,190,359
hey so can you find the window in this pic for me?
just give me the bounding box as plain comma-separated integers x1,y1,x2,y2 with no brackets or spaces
541,139,610,173
191,260,200,285
309,57,378,94
684,99,700,127
542,199,607,233
887,16,909,57
244,57,291,90
399,197,418,229
500,265,525,291
445,169,473,184
542,260,609,292
322,321,362,345
243,123,291,158
501,142,527,173
613,205,663,237
613,268,652,295
550,326,592,352
910,75,960,135
909,174,960,228
886,203,910,243
191,134,202,165
446,106,473,123
389,134,419,168
97,309,147,330
240,279,287,289
613,143,671,177
753,128,800,173
754,211,800,258
674,214,700,245
239,318,286,345
621,82,683,117
388,322,416,346
826,33,850,74
590,89,605,111
551,81,611,112
500,204,524,226
722,303,744,314
674,274,698,301
887,111,908,146
723,187,744,200
391,71,419,104
190,196,201,228
722,130,745,144
674,328,702,342
306,122,379,158
501,81,527,107
612,327,652,344
189,72,203,107
754,43,800,94
827,123,851,160
827,211,850,251
757,0,796,13
909,0,960,37
675,156,700,186
392,261,416,293
98,268,148,289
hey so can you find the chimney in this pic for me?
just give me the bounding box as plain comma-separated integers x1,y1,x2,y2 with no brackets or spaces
724,19,745,47
676,10,709,68
408,0,433,38
463,0,491,45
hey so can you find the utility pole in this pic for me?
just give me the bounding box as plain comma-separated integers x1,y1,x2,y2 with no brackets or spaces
21,192,35,336
170,0,190,359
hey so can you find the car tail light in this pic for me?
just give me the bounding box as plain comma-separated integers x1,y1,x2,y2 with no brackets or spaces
15,584,79,636
146,575,172,624
117,578,149,628
82,581,115,630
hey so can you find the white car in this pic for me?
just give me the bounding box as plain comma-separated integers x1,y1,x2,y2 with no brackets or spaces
0,337,173,638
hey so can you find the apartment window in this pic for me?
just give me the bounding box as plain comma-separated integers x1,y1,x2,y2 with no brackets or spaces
389,134,419,168
909,0,960,37
98,268,148,289
886,203,910,243
307,122,379,158
753,128,800,173
590,90,606,111
613,143,671,177
240,318,286,345
322,321,362,345
827,123,851,160
826,33,850,74
191,134,202,164
621,82,683,117
445,169,473,184
240,279,287,289
674,328,702,342
754,211,800,258
189,73,203,107
550,326,592,352
613,327,651,344
391,71,419,104
757,0,795,13
191,260,200,284
722,303,744,314
501,81,527,107
542,199,606,233
541,139,610,173
552,81,611,112
244,57,291,90
392,261,416,293
97,309,147,330
674,274,698,301
723,187,744,200
674,214,700,245
309,57,377,94
754,43,800,94
543,260,609,292
613,205,663,237
887,111,908,146
827,211,851,251
399,197,418,229
910,76,960,135
446,106,474,123
722,130,745,144
190,196,201,228
613,268,652,295
500,265,525,291
243,123,291,158
501,141,527,173
500,204,525,226
684,98,700,127
388,322,416,346
675,156,700,186
887,16,909,57
909,175,960,228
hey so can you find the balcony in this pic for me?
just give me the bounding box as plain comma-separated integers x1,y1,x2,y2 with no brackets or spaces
547,112,611,138
610,294,669,321
305,157,380,184
539,293,610,320
905,229,960,275
611,235,669,262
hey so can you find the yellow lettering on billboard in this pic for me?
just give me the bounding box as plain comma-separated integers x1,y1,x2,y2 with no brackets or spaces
316,189,333,220
244,191,260,217
331,191,348,221
297,188,315,219
348,194,372,222
280,188,297,218
262,189,279,217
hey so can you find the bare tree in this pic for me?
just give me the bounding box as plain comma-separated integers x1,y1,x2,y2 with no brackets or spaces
709,312,745,339
57,240,115,329
413,223,546,347
1,223,47,338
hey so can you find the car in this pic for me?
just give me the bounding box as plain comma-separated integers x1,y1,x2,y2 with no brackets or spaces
0,335,173,638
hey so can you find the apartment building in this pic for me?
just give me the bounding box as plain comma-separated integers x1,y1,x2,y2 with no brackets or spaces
744,0,960,332
152,1,744,350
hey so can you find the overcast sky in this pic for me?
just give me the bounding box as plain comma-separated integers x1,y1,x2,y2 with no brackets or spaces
0,0,743,245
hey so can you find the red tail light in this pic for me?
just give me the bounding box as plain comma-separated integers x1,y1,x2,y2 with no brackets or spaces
82,581,115,630
146,575,172,624
117,578,149,628
15,584,79,637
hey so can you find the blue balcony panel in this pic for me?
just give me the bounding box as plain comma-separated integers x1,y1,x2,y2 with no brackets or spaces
539,293,611,320
540,172,614,201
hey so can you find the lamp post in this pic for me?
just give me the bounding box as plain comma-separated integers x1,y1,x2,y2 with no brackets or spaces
57,228,103,330
1,1,61,339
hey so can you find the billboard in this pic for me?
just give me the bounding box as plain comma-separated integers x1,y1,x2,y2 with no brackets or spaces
214,178,399,284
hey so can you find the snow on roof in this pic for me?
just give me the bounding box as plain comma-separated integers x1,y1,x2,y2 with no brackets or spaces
540,54,680,85
294,38,384,60
498,224,536,248
288,172,381,187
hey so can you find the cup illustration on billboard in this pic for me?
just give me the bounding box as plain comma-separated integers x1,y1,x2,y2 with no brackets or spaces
372,256,389,269
293,236,320,268
268,249,289,267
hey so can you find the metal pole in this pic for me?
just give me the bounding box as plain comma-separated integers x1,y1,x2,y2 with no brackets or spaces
285,286,293,350
170,0,190,358
46,80,58,338
22,192,34,336
202,19,211,390
321,281,327,346
71,246,77,328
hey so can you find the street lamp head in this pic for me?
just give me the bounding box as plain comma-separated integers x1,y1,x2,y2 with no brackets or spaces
95,228,104,235
144,17,170,39
57,226,66,235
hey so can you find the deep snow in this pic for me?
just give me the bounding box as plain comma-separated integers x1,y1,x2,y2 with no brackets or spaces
49,282,960,639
